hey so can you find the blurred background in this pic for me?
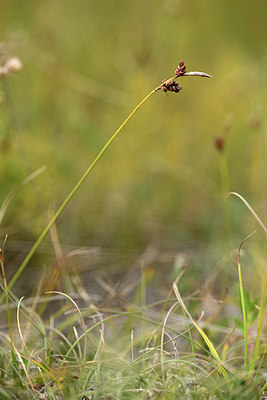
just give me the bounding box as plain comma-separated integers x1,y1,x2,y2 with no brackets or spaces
0,0,266,303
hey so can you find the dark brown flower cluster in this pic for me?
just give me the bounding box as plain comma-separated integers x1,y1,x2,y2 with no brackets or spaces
161,79,182,93
160,59,187,93
175,60,186,76
214,136,225,151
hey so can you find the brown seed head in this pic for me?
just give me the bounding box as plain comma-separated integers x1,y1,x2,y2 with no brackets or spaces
214,136,225,151
162,80,182,93
175,59,186,76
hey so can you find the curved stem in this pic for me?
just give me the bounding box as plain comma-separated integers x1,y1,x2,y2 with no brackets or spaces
0,68,212,302
0,87,157,303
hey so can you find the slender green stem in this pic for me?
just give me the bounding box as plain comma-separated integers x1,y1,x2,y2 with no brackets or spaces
0,237,20,382
225,192,267,375
249,267,267,376
140,266,146,349
0,69,211,303
237,254,248,371
237,232,255,372
219,152,229,198
0,87,157,305
0,239,13,344
219,152,230,250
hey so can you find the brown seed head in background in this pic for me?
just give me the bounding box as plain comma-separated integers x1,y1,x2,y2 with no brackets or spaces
214,136,225,151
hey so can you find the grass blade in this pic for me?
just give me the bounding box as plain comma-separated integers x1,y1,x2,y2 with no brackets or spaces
237,231,256,371
172,277,228,380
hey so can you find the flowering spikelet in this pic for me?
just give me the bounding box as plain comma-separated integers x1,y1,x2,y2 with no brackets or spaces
175,60,186,76
161,79,182,93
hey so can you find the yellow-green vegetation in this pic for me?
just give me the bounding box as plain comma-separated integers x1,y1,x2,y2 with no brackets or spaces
0,1,266,398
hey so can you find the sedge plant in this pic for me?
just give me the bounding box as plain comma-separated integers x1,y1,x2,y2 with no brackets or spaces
1,58,266,399
0,59,212,305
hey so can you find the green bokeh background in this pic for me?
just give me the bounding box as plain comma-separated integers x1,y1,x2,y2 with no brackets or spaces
0,1,266,289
